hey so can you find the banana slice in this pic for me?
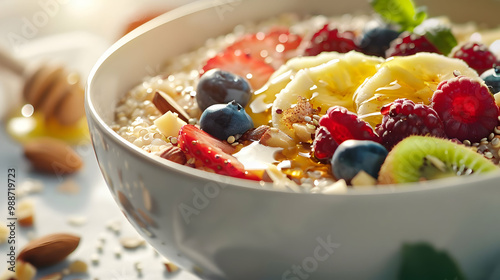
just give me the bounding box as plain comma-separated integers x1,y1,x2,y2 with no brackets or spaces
247,52,347,126
354,52,479,126
271,51,383,139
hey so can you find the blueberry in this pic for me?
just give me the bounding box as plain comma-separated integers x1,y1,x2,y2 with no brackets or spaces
480,65,500,94
196,69,252,111
331,140,388,183
199,101,254,140
359,26,400,57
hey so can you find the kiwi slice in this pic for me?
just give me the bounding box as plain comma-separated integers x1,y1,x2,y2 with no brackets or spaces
378,136,499,184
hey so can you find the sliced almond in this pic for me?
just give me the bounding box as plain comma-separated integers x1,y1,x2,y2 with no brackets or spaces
153,90,190,122
18,233,80,268
159,145,187,165
163,259,179,273
23,138,83,175
259,127,295,149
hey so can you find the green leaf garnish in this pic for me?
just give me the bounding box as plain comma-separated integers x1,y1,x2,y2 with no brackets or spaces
371,0,427,31
414,18,458,55
398,242,467,280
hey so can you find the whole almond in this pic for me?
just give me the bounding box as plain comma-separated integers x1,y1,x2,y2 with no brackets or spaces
152,90,190,122
23,138,83,174
159,145,187,165
18,233,80,268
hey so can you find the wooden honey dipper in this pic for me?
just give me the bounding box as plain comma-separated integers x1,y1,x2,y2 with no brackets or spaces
0,46,85,126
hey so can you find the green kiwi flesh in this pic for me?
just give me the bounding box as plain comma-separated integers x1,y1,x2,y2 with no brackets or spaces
378,136,499,184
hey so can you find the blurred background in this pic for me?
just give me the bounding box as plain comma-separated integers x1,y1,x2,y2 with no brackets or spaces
0,1,201,279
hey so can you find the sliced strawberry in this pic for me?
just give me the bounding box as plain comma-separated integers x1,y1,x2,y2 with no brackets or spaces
226,28,302,68
319,106,380,144
177,124,260,180
201,50,274,90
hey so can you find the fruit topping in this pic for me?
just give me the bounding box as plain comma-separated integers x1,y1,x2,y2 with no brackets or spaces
451,42,498,75
375,99,446,150
196,69,252,111
303,24,360,56
331,140,388,183
199,101,254,141
226,28,302,68
312,126,338,161
358,26,400,57
430,75,500,142
354,53,478,126
385,32,440,57
378,136,498,184
480,65,500,94
201,49,274,90
318,106,380,145
177,124,259,180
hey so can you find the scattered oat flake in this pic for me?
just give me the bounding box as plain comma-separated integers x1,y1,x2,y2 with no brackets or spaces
16,179,44,197
120,236,146,249
67,216,88,227
57,179,80,194
106,219,122,233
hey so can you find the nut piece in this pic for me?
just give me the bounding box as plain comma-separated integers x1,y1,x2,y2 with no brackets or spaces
163,259,179,273
23,137,83,174
240,125,270,141
16,261,37,280
159,145,187,165
17,199,35,227
18,233,80,268
152,90,190,122
68,260,88,274
259,128,295,149
120,236,146,249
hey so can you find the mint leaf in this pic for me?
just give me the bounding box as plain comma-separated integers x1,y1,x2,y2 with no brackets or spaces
398,243,467,280
414,19,458,55
371,0,427,31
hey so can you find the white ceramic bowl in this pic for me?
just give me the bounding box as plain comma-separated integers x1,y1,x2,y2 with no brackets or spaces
86,0,500,279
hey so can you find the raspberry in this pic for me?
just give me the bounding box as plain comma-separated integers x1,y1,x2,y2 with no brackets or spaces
375,99,446,149
451,42,498,75
319,106,380,145
304,24,360,56
385,32,440,57
312,126,338,161
431,76,500,142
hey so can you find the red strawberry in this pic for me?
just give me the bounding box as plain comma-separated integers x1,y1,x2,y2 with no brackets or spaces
226,28,302,68
385,32,440,57
451,42,498,75
304,24,360,56
319,106,380,144
178,124,260,180
201,50,274,90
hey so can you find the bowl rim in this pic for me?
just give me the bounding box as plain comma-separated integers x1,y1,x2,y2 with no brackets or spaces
85,0,500,197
